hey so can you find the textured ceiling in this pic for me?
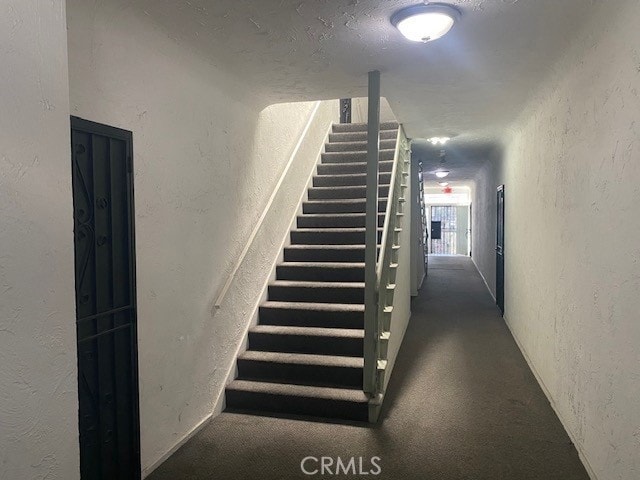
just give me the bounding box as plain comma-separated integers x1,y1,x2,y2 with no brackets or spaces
127,0,598,179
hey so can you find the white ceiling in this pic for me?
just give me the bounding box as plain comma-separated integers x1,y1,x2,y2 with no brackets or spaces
127,0,598,179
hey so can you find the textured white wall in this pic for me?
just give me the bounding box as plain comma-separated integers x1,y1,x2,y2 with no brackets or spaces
473,1,640,478
0,2,79,479
351,97,397,124
66,0,338,474
471,149,502,296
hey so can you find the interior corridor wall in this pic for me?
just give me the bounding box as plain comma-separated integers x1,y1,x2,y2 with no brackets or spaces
471,149,503,296
0,2,79,479
66,0,338,474
473,1,640,478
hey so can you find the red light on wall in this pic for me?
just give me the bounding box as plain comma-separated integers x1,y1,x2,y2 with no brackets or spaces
443,186,453,194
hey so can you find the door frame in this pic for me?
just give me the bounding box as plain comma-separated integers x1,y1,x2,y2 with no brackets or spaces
496,185,505,315
71,116,141,479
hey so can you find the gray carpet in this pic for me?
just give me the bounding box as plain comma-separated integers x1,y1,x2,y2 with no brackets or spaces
148,256,589,480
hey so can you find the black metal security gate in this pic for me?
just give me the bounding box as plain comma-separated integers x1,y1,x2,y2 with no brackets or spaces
71,117,140,479
430,206,457,255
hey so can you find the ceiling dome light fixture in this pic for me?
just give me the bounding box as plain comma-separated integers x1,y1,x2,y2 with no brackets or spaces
391,3,461,43
438,182,449,187
428,136,451,145
435,170,450,179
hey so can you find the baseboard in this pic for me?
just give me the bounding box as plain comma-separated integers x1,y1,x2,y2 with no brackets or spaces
502,317,599,480
471,257,496,302
142,412,213,478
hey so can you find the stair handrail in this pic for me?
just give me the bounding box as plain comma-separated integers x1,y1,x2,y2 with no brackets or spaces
213,101,322,312
371,125,409,398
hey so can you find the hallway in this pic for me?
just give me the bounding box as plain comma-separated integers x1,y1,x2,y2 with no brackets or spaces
149,256,588,479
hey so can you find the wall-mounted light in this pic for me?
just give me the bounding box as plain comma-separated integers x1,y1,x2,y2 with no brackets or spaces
435,170,450,179
428,136,451,146
391,4,461,43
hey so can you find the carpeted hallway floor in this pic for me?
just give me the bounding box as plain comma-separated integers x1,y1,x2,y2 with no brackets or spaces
148,256,589,480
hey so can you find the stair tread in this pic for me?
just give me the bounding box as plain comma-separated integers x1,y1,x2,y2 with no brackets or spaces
310,185,389,190
271,280,365,288
285,245,367,249
239,350,363,368
317,160,393,169
293,227,383,232
304,198,388,204
333,122,399,132
279,262,365,268
261,301,364,311
314,173,391,178
322,149,396,155
227,380,369,403
251,325,364,338
298,213,383,218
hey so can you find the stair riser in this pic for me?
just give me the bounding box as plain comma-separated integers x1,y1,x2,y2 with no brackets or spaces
321,150,395,164
325,140,396,152
303,200,387,214
308,185,390,200
283,247,366,263
225,390,368,421
317,161,393,175
276,265,364,282
332,122,398,133
237,359,363,389
328,130,397,143
259,306,364,328
297,214,384,229
313,173,392,187
268,285,364,304
248,332,363,357
291,230,381,245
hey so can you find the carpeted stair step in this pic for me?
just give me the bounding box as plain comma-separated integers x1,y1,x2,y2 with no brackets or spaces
276,262,365,282
328,130,397,143
331,122,399,133
297,213,385,229
268,280,364,304
284,245,368,263
308,185,390,200
248,325,364,357
259,301,364,328
237,351,364,389
303,198,388,214
225,380,369,421
317,160,394,175
321,149,395,164
283,244,395,263
291,228,382,245
313,172,392,187
325,139,397,152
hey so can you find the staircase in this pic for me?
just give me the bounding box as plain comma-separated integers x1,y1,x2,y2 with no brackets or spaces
225,121,400,422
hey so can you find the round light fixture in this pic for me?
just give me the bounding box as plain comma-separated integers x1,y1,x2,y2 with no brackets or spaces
428,136,451,145
435,170,450,179
391,4,461,43
438,182,449,187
